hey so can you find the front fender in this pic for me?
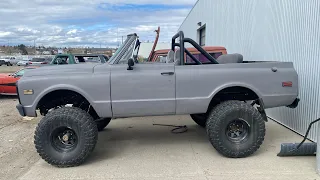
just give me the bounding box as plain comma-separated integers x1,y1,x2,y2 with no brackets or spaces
32,84,95,108
17,84,97,117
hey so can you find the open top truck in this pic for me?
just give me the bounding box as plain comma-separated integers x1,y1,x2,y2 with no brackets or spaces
16,31,299,167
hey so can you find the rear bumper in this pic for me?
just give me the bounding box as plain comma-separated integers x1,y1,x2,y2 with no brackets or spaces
16,104,26,116
286,98,300,109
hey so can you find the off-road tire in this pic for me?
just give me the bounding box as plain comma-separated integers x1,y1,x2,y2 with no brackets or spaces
34,107,98,167
96,118,111,131
206,100,265,158
190,114,207,128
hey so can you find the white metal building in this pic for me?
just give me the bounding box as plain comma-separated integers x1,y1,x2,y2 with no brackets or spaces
179,0,320,141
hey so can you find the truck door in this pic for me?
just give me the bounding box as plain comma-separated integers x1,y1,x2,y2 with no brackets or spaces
110,63,176,117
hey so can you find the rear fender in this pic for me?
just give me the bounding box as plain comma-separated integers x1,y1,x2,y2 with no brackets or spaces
209,82,263,102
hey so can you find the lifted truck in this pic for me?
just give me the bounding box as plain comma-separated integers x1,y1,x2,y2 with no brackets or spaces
16,31,300,167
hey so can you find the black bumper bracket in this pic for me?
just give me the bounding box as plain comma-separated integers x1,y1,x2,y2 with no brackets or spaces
16,104,26,116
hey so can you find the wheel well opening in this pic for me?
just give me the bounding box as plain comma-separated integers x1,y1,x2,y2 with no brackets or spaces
36,90,99,119
207,86,260,112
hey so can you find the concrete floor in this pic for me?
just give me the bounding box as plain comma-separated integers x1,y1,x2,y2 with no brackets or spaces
19,115,320,180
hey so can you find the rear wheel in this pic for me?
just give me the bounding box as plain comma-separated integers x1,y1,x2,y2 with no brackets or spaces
206,100,265,158
190,114,207,128
34,107,98,167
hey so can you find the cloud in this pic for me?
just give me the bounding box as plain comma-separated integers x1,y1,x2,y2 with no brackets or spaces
0,0,196,48
66,29,78,35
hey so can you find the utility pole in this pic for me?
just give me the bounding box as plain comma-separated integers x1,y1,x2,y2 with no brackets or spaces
117,27,119,47
34,39,36,55
122,36,123,44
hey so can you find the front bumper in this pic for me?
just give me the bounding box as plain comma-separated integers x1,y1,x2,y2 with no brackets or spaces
16,104,26,116
286,98,300,109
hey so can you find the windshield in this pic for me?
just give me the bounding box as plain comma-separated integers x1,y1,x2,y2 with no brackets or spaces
107,38,129,63
108,33,138,64
117,39,138,64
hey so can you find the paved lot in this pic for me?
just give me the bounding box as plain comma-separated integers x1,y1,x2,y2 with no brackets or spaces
19,116,320,180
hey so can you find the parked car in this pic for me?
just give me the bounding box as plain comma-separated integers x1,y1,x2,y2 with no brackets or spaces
16,31,299,168
17,60,32,66
9,57,20,65
0,56,16,66
28,57,51,66
0,60,5,66
50,54,109,65
0,66,38,95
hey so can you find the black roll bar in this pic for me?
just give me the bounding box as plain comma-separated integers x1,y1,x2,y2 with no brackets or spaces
171,31,185,65
184,38,219,64
171,31,219,65
174,43,202,65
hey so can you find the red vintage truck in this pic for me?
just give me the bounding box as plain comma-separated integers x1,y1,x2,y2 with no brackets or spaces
149,46,227,63
146,27,227,63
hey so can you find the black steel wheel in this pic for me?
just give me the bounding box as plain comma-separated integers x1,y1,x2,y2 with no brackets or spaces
225,118,250,142
206,100,265,158
34,107,98,167
51,127,78,152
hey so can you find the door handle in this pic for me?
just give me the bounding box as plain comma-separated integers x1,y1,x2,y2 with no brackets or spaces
161,72,174,75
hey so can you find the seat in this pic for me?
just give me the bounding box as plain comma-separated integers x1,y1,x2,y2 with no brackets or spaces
216,53,243,64
166,50,175,63
174,49,181,65
159,56,167,63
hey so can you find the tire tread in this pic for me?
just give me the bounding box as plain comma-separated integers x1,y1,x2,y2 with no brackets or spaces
206,100,265,158
34,107,98,167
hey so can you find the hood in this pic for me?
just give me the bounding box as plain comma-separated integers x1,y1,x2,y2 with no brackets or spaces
23,63,100,77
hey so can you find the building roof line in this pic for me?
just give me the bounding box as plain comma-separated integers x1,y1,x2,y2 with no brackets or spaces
178,0,200,31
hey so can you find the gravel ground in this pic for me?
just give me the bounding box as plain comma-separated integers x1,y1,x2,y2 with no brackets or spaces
0,65,22,73
0,66,41,180
0,96,41,180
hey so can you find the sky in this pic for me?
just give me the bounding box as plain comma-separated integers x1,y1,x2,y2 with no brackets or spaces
0,0,197,48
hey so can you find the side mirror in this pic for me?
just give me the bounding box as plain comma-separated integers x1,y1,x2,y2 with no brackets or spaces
127,58,134,70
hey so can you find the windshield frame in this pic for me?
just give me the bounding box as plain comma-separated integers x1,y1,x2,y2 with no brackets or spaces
108,33,139,65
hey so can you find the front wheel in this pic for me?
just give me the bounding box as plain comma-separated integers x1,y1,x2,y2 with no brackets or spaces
34,107,98,167
206,100,265,158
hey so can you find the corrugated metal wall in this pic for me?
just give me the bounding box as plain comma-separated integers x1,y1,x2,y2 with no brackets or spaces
179,0,320,141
